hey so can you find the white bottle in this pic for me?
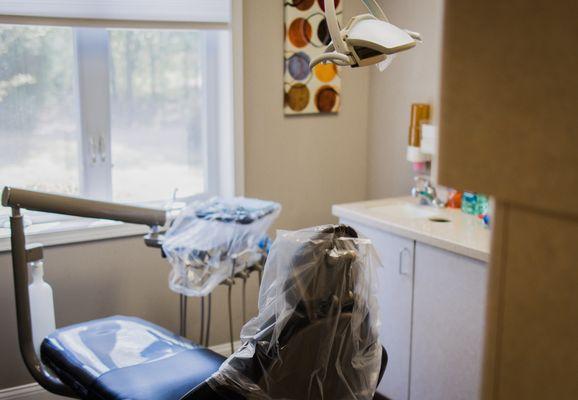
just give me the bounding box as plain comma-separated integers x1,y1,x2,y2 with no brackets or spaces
28,260,56,356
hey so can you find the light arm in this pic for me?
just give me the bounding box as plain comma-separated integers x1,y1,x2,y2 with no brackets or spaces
324,0,347,54
361,0,389,22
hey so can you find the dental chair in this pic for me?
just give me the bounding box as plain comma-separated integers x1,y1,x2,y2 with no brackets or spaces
3,187,386,399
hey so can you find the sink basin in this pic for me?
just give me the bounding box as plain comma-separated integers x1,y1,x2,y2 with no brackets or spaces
369,203,443,220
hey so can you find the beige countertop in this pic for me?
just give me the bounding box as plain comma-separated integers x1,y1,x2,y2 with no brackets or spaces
333,197,491,262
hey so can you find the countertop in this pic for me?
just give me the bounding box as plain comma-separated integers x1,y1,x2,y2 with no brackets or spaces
333,197,491,262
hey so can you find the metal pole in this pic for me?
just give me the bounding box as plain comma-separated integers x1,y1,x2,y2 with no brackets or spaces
199,297,205,345
205,293,212,347
242,275,247,323
9,208,77,398
179,294,187,337
227,284,234,355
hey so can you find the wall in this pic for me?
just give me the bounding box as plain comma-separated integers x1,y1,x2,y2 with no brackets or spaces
243,0,370,228
366,0,445,199
0,0,371,390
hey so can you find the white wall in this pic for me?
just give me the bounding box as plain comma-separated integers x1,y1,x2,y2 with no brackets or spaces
244,0,371,228
367,0,445,199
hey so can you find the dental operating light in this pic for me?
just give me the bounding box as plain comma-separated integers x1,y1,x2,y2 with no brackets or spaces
310,0,422,71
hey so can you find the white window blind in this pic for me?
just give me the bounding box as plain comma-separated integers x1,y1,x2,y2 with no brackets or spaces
0,0,231,28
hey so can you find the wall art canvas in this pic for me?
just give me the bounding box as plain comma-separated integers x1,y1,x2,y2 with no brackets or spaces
284,0,342,115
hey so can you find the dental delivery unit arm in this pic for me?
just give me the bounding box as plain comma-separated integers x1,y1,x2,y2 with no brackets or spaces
1,186,166,396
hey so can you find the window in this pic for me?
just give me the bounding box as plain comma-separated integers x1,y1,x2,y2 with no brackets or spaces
0,0,241,232
0,26,80,196
109,29,205,202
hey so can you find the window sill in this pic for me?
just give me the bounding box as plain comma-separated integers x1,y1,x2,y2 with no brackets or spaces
0,218,151,253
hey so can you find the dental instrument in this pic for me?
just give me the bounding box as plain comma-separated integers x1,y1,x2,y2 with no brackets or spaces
310,0,422,70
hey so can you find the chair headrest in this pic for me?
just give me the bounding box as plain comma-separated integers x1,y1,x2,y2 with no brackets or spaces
284,224,360,321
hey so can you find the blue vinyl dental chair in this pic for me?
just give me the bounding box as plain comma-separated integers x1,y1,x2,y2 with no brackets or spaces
3,187,386,399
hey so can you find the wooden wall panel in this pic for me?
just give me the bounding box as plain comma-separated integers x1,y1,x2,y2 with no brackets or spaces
485,204,578,399
438,1,578,216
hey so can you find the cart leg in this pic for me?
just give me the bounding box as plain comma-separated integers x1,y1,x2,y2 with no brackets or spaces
205,293,212,347
179,294,187,337
228,284,234,354
242,277,247,323
200,297,205,345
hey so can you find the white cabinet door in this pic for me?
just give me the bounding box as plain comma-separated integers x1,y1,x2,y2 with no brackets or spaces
340,219,415,400
411,242,488,400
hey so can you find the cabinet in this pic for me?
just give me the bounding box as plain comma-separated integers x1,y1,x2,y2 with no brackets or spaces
411,242,487,400
340,219,414,400
339,219,488,400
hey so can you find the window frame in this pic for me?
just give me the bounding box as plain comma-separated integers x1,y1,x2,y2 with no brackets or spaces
0,0,244,251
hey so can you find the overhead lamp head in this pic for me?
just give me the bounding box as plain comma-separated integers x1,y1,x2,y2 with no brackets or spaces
310,0,422,71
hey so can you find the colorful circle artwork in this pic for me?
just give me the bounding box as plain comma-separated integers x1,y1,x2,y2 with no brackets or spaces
288,52,311,81
289,0,315,11
317,19,331,46
284,0,342,114
315,86,339,113
287,84,311,112
314,63,337,82
288,18,312,48
317,0,341,12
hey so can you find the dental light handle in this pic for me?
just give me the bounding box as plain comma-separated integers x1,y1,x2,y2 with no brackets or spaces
28,260,56,357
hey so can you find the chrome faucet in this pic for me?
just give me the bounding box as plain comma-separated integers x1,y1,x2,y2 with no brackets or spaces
411,176,446,208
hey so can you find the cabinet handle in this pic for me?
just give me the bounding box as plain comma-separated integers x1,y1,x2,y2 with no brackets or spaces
398,247,411,276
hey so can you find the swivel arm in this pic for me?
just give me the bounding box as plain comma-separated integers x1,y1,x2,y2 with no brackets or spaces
2,187,167,227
